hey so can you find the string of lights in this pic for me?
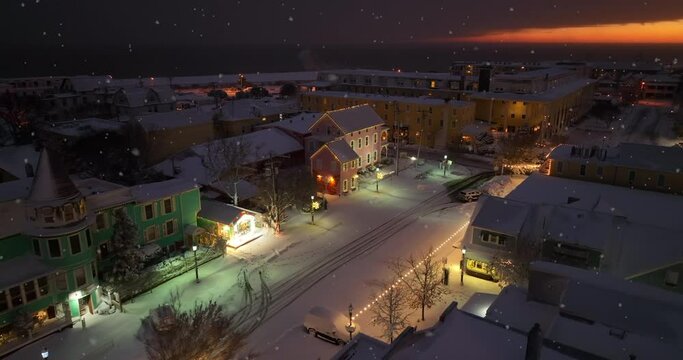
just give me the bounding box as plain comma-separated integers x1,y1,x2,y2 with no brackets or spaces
351,221,470,322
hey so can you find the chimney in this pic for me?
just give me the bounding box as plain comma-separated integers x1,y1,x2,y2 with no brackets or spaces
525,323,543,360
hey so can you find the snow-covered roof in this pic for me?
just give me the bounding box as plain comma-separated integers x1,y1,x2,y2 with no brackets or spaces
486,262,683,360
337,302,573,360
192,128,303,167
303,90,472,107
549,143,683,174
170,71,318,87
198,199,256,225
321,69,457,81
494,67,576,81
216,98,299,122
507,173,683,231
0,144,40,180
73,177,132,211
67,75,111,92
27,148,82,204
470,79,596,102
41,118,125,138
323,139,360,163
137,107,217,131
208,179,259,202
0,255,56,289
153,155,209,184
130,178,197,203
259,112,321,135
470,196,530,237
0,179,31,238
316,104,385,134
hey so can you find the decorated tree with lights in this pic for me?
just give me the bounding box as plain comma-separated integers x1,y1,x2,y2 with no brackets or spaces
369,278,412,343
489,238,543,287
394,248,448,321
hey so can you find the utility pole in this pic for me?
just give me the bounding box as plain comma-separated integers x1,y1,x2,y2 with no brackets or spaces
268,154,280,233
416,108,428,168
393,102,402,175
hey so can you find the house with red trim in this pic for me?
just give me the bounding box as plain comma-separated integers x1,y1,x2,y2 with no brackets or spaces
308,105,388,195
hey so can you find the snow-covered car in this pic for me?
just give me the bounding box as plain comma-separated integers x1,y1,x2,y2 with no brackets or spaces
367,165,377,172
457,189,482,202
303,306,348,345
357,168,368,176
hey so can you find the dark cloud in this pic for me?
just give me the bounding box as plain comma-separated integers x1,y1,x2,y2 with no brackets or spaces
2,0,683,48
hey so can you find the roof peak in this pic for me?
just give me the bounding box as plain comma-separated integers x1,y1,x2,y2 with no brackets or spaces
28,147,81,203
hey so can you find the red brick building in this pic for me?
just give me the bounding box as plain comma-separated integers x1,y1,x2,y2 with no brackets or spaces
308,105,388,195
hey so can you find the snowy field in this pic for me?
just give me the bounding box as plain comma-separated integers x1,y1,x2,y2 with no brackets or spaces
7,159,495,360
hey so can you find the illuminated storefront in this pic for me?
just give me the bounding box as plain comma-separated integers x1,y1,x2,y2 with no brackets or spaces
197,200,264,250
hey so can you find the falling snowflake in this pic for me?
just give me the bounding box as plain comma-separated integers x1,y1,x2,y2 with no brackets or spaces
288,16,294,22
154,20,160,25
509,7,514,12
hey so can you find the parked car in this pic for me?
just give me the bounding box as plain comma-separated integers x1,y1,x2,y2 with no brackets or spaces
457,189,482,202
367,165,377,172
303,306,347,345
357,168,368,176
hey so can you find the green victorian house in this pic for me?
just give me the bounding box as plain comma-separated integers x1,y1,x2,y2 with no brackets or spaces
0,148,201,355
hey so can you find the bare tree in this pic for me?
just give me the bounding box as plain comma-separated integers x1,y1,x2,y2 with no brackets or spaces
495,134,537,175
489,238,542,287
203,137,257,206
369,278,412,343
138,290,250,360
254,155,295,233
394,248,448,321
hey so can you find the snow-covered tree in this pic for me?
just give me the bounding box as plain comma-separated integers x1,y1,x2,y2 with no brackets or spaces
394,249,448,321
369,278,412,343
489,239,543,287
138,291,250,360
110,209,144,281
203,137,256,206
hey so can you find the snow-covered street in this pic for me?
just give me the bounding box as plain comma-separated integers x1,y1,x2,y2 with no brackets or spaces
6,160,497,360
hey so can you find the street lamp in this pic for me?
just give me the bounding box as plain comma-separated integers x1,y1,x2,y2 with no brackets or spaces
375,170,384,192
460,247,467,286
41,347,49,359
345,303,356,342
310,195,317,224
443,155,448,177
192,245,199,283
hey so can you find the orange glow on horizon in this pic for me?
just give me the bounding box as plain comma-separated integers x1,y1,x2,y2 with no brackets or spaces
452,19,683,44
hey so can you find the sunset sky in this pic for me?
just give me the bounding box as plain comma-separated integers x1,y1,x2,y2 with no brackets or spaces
3,0,683,47
453,19,683,44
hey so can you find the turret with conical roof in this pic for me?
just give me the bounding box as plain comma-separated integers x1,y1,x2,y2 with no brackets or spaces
25,147,88,235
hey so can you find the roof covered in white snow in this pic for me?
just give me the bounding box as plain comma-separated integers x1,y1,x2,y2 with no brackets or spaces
549,143,683,174
0,144,40,180
259,112,321,135
130,178,197,203
137,106,217,131
471,196,530,237
323,139,360,163
315,104,384,134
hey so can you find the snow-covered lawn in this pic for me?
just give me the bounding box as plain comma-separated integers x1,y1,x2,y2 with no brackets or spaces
7,160,488,359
